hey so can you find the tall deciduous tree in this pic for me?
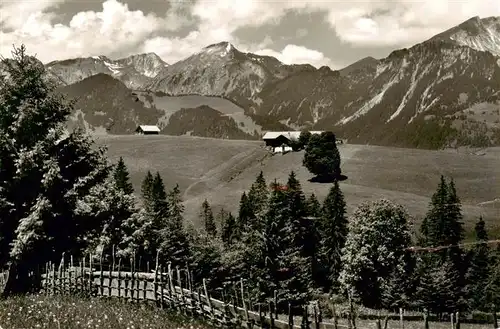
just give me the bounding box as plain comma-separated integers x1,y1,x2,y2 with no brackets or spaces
339,199,413,310
303,131,341,179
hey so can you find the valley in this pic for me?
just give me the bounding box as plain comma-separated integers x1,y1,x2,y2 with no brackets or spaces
96,135,500,238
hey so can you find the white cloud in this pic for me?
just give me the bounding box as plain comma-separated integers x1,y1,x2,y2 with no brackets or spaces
0,0,187,63
255,45,334,69
325,0,500,46
1,0,499,67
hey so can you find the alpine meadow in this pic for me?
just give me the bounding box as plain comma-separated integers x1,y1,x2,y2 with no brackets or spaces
1,6,500,329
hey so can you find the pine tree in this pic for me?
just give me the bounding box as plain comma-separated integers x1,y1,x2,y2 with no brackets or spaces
159,184,190,268
221,211,237,247
418,176,466,312
247,171,269,229
279,172,316,307
201,199,217,237
151,172,168,216
466,217,492,311
141,171,154,212
306,193,322,218
237,192,252,234
0,45,118,295
415,257,464,317
339,199,413,310
318,180,348,292
113,157,134,194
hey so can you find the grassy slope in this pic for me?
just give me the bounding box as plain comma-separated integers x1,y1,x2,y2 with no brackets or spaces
0,294,213,329
96,135,500,238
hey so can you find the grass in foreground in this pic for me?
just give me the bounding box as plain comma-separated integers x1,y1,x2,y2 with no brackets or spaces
0,293,215,329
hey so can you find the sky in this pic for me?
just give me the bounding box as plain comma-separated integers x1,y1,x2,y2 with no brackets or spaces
1,0,499,69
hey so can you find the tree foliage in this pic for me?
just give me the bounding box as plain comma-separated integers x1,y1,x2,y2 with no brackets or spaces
339,199,413,310
0,45,128,295
302,131,341,179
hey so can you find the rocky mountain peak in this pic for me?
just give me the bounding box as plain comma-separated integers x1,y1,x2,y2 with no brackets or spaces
199,41,238,58
427,15,500,56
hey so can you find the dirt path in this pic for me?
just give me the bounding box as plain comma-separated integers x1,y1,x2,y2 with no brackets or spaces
182,146,269,200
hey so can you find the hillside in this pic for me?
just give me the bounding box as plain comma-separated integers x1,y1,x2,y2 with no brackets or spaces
58,73,163,134
164,105,258,139
96,135,500,239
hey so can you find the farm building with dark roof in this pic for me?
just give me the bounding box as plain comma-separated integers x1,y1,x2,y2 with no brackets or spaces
135,125,160,135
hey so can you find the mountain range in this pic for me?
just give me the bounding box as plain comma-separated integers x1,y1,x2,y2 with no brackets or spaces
2,15,500,149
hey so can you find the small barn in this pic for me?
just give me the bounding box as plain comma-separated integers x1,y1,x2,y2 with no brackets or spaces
135,125,160,135
262,131,324,148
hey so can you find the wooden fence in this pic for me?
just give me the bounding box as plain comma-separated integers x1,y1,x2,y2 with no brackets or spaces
40,254,348,329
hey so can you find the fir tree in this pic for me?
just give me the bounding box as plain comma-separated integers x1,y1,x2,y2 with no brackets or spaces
0,45,118,295
466,217,492,311
151,172,168,216
141,171,154,212
221,211,237,247
418,176,466,312
318,180,348,292
113,157,134,194
159,184,190,267
306,193,322,218
201,199,217,237
247,171,269,229
237,192,252,234
415,257,464,317
279,172,316,307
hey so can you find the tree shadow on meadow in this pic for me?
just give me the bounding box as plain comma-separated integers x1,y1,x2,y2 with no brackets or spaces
308,174,348,183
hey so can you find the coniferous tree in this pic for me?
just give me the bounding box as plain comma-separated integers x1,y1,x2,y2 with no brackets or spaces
201,199,217,237
141,171,154,212
0,45,120,295
221,211,237,247
113,157,134,194
418,176,466,314
246,171,269,230
466,217,492,311
151,172,168,216
306,193,322,218
237,192,252,234
279,172,316,307
159,184,190,267
318,180,348,292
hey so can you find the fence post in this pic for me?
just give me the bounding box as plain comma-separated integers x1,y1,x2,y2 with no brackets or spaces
269,301,275,328
288,303,294,329
88,254,93,295
399,308,404,329
159,265,164,309
69,255,74,294
99,249,104,297
117,258,122,299
82,255,87,294
314,305,320,329
176,266,186,314
108,247,114,297
455,311,460,329
130,256,134,301
203,278,215,322
240,279,250,328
